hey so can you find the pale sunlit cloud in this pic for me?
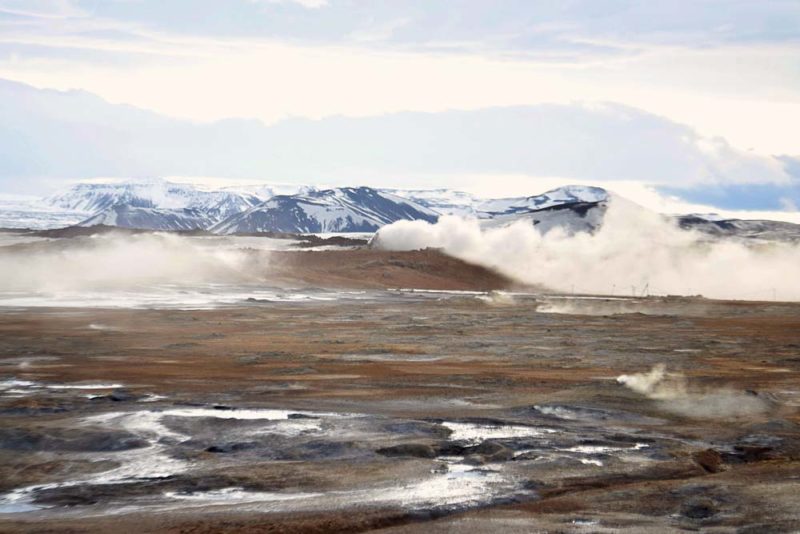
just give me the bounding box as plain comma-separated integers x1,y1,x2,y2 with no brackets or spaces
0,1,798,156
1,34,799,155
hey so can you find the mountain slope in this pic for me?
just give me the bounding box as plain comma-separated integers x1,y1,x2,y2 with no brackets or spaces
677,215,800,243
484,200,608,235
78,205,211,231
387,185,609,220
381,189,482,218
0,196,86,230
47,179,260,222
212,187,438,234
6,179,800,243
476,185,609,216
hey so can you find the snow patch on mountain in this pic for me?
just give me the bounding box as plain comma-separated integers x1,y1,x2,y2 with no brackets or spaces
46,179,260,222
677,215,800,243
386,185,609,221
0,195,87,229
212,187,439,234
8,180,800,243
476,185,609,216
382,189,483,218
220,183,316,200
78,205,212,231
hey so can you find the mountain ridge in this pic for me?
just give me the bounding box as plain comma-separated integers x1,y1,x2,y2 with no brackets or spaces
2,179,800,243
211,186,439,234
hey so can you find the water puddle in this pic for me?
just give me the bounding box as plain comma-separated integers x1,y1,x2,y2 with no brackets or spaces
162,459,516,513
0,406,668,518
442,421,554,444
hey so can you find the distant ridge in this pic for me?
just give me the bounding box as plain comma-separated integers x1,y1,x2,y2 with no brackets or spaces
211,187,438,234
2,179,799,242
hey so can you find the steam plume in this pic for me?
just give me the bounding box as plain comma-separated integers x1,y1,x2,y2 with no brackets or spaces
0,233,263,293
372,197,800,301
617,365,769,419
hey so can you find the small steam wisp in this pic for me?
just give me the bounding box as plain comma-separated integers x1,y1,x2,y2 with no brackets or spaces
617,364,770,419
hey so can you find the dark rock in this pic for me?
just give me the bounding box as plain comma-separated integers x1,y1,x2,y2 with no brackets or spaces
681,497,718,519
36,492,99,507
468,440,505,455
434,441,467,456
512,451,540,461
383,421,451,439
0,427,148,452
692,449,725,473
732,445,776,462
205,442,258,453
377,443,437,459
520,480,544,491
465,440,514,462
277,440,361,461
109,389,140,402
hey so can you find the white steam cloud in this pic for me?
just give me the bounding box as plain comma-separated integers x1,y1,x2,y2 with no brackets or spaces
0,233,263,293
617,364,770,419
617,364,676,398
373,198,800,301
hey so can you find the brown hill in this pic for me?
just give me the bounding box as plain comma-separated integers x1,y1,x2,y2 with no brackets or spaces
264,248,516,291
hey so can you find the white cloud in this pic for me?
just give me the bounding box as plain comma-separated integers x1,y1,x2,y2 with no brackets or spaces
0,6,798,156
252,0,328,9
348,18,411,43
780,197,799,212
0,0,84,19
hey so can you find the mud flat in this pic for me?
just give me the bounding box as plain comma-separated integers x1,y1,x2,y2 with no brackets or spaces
0,294,799,532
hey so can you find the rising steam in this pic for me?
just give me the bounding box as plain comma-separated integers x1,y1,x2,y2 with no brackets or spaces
372,197,800,301
0,233,264,293
617,364,679,398
617,364,770,419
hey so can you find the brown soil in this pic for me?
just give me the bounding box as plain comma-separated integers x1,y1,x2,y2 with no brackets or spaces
263,248,517,290
0,292,799,532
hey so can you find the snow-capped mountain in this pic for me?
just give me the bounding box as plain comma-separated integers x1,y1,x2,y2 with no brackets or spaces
8,181,610,233
212,187,439,234
5,180,800,242
471,186,609,236
387,185,610,236
475,185,608,216
78,205,212,232
677,215,800,243
484,198,608,235
46,179,260,222
386,185,609,221
220,183,316,200
382,189,483,218
0,196,87,229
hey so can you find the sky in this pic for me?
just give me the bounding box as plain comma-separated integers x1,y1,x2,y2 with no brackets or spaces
0,0,798,219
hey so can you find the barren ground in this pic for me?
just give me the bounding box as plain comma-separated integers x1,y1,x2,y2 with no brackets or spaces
0,249,798,533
